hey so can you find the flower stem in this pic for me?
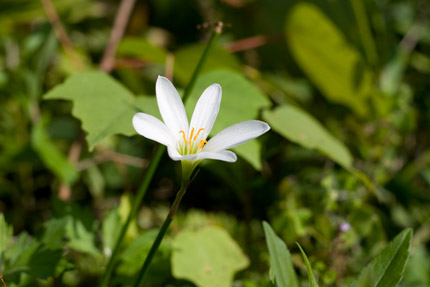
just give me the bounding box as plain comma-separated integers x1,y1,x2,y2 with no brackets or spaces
133,180,188,287
99,146,165,287
99,24,223,287
182,21,223,103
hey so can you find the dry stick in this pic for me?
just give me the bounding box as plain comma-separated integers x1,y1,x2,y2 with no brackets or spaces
0,272,6,287
58,138,82,201
43,0,136,200
40,0,84,71
225,33,283,53
40,0,85,200
99,0,136,72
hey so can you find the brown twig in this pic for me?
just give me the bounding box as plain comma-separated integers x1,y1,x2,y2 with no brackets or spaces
58,139,83,201
55,0,136,200
226,33,282,53
77,149,148,171
99,0,136,73
0,271,6,287
40,0,84,71
165,53,174,81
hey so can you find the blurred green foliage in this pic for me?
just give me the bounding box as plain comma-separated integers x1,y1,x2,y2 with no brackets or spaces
0,0,429,286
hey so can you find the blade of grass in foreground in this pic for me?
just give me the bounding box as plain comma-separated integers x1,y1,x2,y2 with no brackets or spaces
297,243,319,287
262,221,298,287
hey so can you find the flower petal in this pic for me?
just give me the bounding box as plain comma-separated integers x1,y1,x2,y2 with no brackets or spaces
133,113,174,147
189,84,221,137
167,147,237,163
204,120,270,152
156,76,189,137
197,150,237,162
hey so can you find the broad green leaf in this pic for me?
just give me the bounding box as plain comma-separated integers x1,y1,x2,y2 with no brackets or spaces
28,246,62,279
353,228,413,287
44,71,137,150
0,213,13,254
5,232,39,271
174,45,242,85
262,221,298,287
185,70,271,170
297,243,319,287
31,119,78,184
117,37,168,65
286,3,373,117
263,105,353,168
171,226,249,287
102,208,122,257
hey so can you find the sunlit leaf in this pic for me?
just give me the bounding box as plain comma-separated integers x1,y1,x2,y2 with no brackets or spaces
286,3,373,116
171,226,249,287
262,221,298,287
263,105,353,168
353,228,413,287
44,71,138,150
186,70,271,170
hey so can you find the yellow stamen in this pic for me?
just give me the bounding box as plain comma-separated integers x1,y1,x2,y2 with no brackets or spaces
194,128,205,141
179,130,187,144
198,140,208,151
189,128,194,150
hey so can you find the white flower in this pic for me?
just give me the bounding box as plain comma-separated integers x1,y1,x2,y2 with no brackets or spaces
133,76,270,164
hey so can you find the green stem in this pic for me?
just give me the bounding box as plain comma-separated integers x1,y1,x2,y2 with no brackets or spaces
100,146,165,287
99,24,223,287
350,0,379,67
181,22,223,102
133,180,188,287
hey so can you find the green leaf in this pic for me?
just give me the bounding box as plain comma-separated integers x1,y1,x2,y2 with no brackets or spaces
263,105,353,168
28,246,63,279
44,71,137,150
41,218,68,250
65,216,99,256
31,119,78,184
174,45,242,85
117,37,168,65
353,228,413,287
117,230,165,276
185,70,271,170
0,213,13,254
297,243,319,287
171,226,249,287
262,221,298,287
102,208,122,258
286,3,373,117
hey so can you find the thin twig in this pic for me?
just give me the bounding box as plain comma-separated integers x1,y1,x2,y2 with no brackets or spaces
165,53,174,81
226,33,283,53
226,34,269,52
40,0,84,71
0,272,6,287
58,139,83,201
100,0,136,73
56,0,136,200
77,149,148,171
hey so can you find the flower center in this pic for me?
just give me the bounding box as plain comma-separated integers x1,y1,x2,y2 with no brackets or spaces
178,127,207,155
